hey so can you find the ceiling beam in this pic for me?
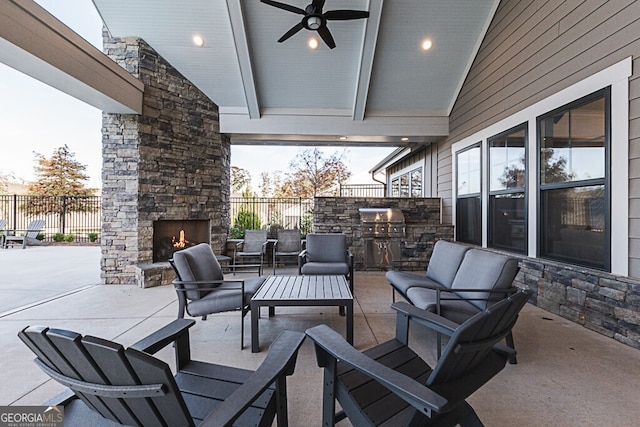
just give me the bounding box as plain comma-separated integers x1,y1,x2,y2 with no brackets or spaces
226,0,260,119
0,0,143,114
352,0,384,121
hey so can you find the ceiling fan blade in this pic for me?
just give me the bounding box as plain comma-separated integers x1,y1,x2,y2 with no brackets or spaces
324,10,370,20
317,26,336,49
312,0,326,11
261,0,306,15
278,22,305,42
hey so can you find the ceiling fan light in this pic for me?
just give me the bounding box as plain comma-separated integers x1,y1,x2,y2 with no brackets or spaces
307,16,321,30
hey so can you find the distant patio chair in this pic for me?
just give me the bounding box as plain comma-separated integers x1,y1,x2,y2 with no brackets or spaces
298,233,354,293
272,228,303,274
170,243,265,349
233,229,269,275
4,219,45,249
0,219,6,248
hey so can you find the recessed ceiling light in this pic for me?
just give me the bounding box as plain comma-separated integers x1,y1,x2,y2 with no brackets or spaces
401,137,409,141
308,38,319,49
193,35,205,47
421,39,432,51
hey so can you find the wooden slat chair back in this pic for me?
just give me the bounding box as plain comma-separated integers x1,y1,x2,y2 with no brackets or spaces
306,288,532,426
19,326,191,426
19,319,306,427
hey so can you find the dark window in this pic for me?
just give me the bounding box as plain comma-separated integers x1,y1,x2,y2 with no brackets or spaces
489,124,527,253
538,89,609,270
456,144,481,244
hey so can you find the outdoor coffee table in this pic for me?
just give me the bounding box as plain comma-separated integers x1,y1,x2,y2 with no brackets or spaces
250,275,353,353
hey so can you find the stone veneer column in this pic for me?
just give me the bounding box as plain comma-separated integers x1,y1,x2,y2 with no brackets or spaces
101,34,229,285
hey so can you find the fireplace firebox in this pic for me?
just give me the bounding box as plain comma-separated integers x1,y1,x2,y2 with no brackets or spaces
153,220,210,263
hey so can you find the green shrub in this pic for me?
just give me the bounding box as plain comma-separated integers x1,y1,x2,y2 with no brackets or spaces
36,233,45,241
88,232,99,242
64,234,75,242
53,233,65,242
234,207,261,230
229,227,245,240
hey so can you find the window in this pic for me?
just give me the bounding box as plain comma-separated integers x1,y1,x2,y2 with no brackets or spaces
390,166,423,197
456,144,481,244
538,89,609,270
488,124,527,253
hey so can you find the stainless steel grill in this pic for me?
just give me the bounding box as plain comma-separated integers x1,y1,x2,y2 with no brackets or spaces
359,208,406,269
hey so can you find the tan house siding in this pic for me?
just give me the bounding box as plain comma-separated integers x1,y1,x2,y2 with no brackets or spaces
436,0,640,275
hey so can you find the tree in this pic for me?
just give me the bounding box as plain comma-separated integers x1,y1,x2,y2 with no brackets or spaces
24,145,96,225
231,166,252,193
0,171,14,194
27,145,95,197
277,148,351,198
258,170,284,197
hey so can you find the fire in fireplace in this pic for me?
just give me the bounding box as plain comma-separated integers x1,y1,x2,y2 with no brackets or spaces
153,220,210,262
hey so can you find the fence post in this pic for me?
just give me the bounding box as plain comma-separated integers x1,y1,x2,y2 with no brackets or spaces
12,194,17,230
61,196,67,235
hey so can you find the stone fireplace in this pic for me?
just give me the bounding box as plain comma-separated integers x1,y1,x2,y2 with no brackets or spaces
153,220,211,263
101,34,230,288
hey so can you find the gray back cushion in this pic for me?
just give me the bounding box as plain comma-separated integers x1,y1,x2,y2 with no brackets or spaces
426,240,471,288
172,243,223,300
305,233,347,263
451,249,519,310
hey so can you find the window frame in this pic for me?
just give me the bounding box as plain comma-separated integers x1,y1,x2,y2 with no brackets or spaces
488,123,528,254
455,143,482,245
536,88,611,271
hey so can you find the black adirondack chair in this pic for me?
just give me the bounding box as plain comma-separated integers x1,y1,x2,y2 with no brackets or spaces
306,288,532,426
19,319,305,427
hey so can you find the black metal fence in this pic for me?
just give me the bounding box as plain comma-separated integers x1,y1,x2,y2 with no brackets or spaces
339,183,385,197
229,197,314,237
0,195,101,242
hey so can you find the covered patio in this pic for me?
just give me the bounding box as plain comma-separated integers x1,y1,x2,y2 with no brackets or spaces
2,246,639,425
2,0,640,424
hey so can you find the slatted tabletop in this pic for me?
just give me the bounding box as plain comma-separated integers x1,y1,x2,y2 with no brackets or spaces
251,275,353,352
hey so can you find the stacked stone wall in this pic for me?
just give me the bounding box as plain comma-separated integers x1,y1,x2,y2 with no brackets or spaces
515,259,640,349
313,197,453,270
102,34,229,286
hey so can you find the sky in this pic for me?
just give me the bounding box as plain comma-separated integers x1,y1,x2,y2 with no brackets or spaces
0,0,395,191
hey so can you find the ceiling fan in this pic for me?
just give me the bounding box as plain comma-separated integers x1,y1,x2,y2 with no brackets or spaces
261,0,370,49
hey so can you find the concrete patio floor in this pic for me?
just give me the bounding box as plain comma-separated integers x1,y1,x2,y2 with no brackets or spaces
1,246,639,426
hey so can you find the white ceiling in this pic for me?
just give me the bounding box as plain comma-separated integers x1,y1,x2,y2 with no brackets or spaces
92,0,499,147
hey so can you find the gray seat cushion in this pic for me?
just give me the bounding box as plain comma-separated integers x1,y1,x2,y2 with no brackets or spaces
301,262,350,276
450,249,519,310
405,287,480,324
187,276,265,317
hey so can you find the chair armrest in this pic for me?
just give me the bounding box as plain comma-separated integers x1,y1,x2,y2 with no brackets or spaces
172,279,247,290
392,302,459,337
306,325,448,418
200,330,306,427
130,319,195,354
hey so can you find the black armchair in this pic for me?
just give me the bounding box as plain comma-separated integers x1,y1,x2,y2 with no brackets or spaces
306,288,532,426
